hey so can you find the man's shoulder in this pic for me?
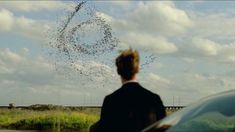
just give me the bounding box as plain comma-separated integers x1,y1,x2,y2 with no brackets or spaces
105,82,161,100
133,83,158,96
105,87,122,100
104,88,121,100
140,86,161,99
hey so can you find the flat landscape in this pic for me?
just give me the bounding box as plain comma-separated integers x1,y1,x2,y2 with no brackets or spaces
0,105,179,131
0,108,99,132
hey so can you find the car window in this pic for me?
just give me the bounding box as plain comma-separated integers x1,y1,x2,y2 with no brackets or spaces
168,112,235,132
142,92,235,132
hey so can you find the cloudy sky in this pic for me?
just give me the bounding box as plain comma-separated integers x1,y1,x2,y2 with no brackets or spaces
0,1,235,106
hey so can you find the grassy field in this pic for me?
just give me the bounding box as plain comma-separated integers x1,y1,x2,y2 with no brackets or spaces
0,108,99,131
0,106,178,132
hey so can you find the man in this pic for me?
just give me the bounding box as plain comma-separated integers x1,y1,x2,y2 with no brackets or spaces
90,49,166,132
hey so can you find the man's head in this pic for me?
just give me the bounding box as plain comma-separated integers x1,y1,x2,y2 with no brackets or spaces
115,48,140,80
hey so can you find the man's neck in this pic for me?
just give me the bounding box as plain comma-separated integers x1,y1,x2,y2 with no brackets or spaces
121,77,137,85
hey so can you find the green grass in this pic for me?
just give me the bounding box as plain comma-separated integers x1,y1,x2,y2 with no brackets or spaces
0,107,177,131
0,109,99,131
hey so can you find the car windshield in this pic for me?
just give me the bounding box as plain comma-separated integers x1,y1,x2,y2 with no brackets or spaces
143,90,235,132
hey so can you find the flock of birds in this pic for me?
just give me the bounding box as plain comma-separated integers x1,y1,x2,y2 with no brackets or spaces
47,1,158,86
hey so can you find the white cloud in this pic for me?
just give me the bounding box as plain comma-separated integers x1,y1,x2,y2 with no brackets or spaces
96,12,113,22
0,9,50,40
0,48,23,64
140,73,171,95
0,48,117,105
178,37,235,63
187,73,233,95
72,60,117,82
120,33,178,54
14,16,50,40
0,1,70,12
182,57,195,63
95,1,235,65
108,1,131,6
156,8,235,64
140,73,176,105
152,62,165,69
191,38,219,56
109,1,193,36
97,1,191,55
138,71,235,105
191,13,235,38
147,73,170,84
0,9,14,31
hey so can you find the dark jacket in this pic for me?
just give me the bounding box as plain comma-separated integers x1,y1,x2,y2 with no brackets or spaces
90,82,166,132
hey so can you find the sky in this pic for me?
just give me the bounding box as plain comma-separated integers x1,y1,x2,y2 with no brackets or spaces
0,1,235,106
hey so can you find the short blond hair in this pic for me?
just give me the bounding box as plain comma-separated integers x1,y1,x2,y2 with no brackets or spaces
115,48,139,80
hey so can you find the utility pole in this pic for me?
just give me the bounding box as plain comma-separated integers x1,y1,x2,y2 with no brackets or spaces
178,96,180,106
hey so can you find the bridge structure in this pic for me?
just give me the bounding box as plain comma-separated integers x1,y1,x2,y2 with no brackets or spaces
165,106,184,110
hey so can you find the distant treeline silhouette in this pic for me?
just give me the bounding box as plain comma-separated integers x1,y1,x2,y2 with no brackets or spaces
0,104,184,111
